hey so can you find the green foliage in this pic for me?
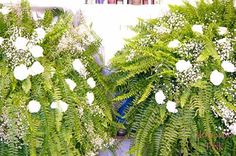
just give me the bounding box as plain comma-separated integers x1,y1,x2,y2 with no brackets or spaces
110,0,236,155
0,1,116,155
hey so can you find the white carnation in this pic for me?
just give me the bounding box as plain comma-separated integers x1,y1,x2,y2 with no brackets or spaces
176,60,192,72
218,27,228,35
87,77,96,89
192,24,203,34
168,39,181,49
29,45,44,58
51,100,68,112
29,61,44,76
13,64,29,81
155,90,166,104
27,100,41,113
72,59,87,77
35,27,46,40
0,7,11,15
0,37,4,45
14,37,29,50
210,70,224,86
229,123,236,135
65,78,76,91
86,92,94,105
221,61,235,72
166,101,178,113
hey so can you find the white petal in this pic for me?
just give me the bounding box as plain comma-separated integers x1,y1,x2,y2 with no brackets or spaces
210,70,224,86
87,77,96,89
176,60,192,72
65,78,76,91
192,25,203,34
27,100,41,113
218,27,228,35
86,92,94,105
29,61,44,76
0,37,4,45
14,37,28,50
35,28,46,40
155,90,166,104
221,61,235,72
166,101,178,113
13,64,29,81
29,45,44,58
168,39,181,48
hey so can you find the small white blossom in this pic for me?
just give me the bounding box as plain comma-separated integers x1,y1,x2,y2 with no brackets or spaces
168,39,181,48
29,61,44,76
27,100,41,113
29,45,44,58
65,78,76,91
86,92,94,105
72,59,87,77
0,7,11,15
221,61,235,72
229,123,236,135
51,100,68,112
166,101,178,113
0,37,4,45
13,64,29,81
218,27,228,35
14,37,29,50
87,77,96,89
204,0,213,4
35,28,46,40
176,60,192,72
192,25,203,34
155,90,166,104
210,70,224,86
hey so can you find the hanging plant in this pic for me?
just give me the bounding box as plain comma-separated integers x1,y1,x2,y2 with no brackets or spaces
0,1,117,155
110,0,236,155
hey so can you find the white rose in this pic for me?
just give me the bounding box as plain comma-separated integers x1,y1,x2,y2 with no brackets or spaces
218,27,228,35
14,37,28,50
72,59,87,77
27,100,41,113
221,61,235,72
51,100,68,112
0,37,4,45
167,39,181,48
155,90,166,104
166,101,178,113
176,60,192,72
29,45,44,58
86,92,94,105
29,61,44,76
13,64,29,81
0,7,11,15
87,77,96,89
65,78,76,91
229,123,236,135
192,25,203,34
35,27,46,40
210,70,224,86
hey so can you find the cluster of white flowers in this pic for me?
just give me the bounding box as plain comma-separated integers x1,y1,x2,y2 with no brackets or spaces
155,90,178,113
138,34,158,47
178,41,204,60
166,13,186,29
126,50,135,62
153,25,171,34
72,59,88,78
214,38,233,61
0,6,11,15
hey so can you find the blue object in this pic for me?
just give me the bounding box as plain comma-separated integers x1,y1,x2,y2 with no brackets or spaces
116,98,133,123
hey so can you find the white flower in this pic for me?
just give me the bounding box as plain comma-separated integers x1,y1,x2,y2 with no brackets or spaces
0,7,11,15
229,123,236,135
166,101,178,113
176,60,192,72
168,39,181,48
86,92,94,105
221,61,235,72
192,25,203,34
218,27,228,35
65,78,76,91
204,0,213,4
27,100,41,113
50,100,68,112
72,59,87,77
210,70,224,86
29,45,44,58
35,27,46,40
14,37,29,50
0,37,4,45
87,77,96,89
13,64,29,81
155,90,166,104
29,61,44,76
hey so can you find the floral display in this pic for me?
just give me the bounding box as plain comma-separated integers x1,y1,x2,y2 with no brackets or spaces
110,0,236,155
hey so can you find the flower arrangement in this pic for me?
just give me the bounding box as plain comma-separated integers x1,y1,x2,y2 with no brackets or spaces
0,1,116,155
110,0,236,155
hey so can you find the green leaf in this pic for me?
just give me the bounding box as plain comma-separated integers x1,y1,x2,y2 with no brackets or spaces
22,78,31,93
